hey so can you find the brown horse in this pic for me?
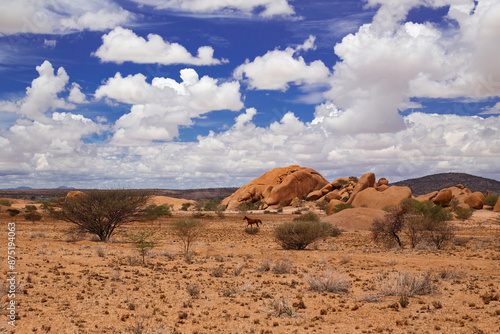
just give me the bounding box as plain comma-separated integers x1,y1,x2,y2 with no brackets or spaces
243,216,262,228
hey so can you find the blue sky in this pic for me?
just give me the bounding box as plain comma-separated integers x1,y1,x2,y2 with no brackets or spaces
0,0,499,189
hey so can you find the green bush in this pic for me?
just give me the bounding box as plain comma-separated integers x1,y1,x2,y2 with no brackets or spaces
143,204,172,220
7,209,20,218
292,211,320,222
274,220,333,250
455,208,473,220
53,189,150,242
485,194,499,207
123,230,158,264
237,201,256,212
181,202,192,211
24,211,42,223
0,199,13,206
401,198,453,223
169,219,204,254
331,203,354,214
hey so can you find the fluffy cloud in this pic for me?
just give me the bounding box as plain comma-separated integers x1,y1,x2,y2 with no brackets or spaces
95,68,244,145
480,102,500,115
0,61,80,121
323,0,500,134
234,36,331,91
129,0,296,18
0,0,134,35
93,27,227,66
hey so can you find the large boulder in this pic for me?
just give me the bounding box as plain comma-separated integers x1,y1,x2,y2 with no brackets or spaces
221,165,329,210
493,197,500,212
322,208,386,230
347,172,376,204
320,190,341,202
326,199,346,215
65,191,85,200
415,191,438,202
306,190,324,201
432,189,453,206
464,193,484,210
351,186,412,210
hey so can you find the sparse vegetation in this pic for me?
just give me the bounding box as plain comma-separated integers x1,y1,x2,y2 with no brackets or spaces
169,219,203,254
376,270,434,297
123,230,158,264
304,270,350,293
455,207,473,219
0,199,12,206
372,199,454,249
24,205,42,223
331,203,354,214
53,189,150,242
292,211,320,222
484,194,499,207
244,226,259,234
143,204,172,220
274,220,333,250
181,202,192,211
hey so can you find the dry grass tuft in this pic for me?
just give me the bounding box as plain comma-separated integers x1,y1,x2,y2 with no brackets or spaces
376,270,434,297
304,270,350,293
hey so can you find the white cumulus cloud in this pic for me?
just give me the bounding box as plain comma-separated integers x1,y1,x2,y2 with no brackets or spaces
95,68,244,145
93,27,227,66
234,35,331,91
0,0,134,35
323,0,500,134
129,0,296,18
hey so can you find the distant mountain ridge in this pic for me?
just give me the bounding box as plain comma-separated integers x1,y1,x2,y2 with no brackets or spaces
392,173,500,195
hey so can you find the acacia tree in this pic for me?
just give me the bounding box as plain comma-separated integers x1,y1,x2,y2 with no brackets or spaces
54,190,150,242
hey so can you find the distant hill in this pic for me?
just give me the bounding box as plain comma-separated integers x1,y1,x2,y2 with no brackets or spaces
392,173,500,195
0,187,238,201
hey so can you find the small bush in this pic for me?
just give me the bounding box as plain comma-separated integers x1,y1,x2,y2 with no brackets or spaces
331,203,354,214
237,201,256,212
24,211,42,223
292,211,320,222
186,284,200,297
377,270,434,297
304,270,350,293
484,194,499,207
143,204,172,220
123,230,158,264
169,219,203,254
274,220,333,250
316,199,328,213
455,208,473,220
181,202,192,211
0,199,12,206
211,265,225,277
256,259,272,272
272,259,293,274
6,208,20,218
268,297,296,317
244,226,259,234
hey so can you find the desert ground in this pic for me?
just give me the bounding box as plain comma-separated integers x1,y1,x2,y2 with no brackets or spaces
1,199,500,334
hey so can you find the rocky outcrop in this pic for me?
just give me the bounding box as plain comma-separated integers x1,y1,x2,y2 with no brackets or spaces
221,165,329,210
326,199,346,215
493,197,500,212
65,191,85,200
351,186,412,210
347,172,376,204
432,189,453,206
322,207,386,230
415,191,438,202
464,193,484,210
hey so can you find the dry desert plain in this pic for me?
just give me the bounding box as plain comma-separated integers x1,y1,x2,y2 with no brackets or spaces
1,198,500,334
